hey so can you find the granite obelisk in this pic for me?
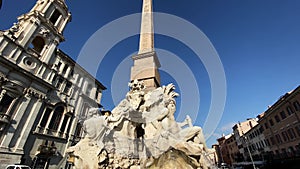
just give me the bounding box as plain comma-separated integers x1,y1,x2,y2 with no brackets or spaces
130,0,161,90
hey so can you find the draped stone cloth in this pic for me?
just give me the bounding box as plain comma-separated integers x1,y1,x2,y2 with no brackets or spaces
82,114,108,148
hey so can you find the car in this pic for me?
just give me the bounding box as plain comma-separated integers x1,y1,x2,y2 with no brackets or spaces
220,163,229,169
5,164,31,169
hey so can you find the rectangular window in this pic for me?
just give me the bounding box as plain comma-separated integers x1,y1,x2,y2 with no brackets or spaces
259,141,263,148
40,108,51,128
287,128,296,140
63,82,72,94
286,106,294,115
282,131,289,142
264,139,269,146
293,101,300,111
269,119,274,126
62,65,68,75
260,126,264,133
275,134,282,144
49,9,61,25
275,115,281,122
295,125,300,137
69,69,74,78
280,111,287,119
0,94,14,114
270,137,276,145
265,123,269,129
55,77,64,89
57,62,62,70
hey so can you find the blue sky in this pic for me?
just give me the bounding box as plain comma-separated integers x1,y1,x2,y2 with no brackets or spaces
1,0,300,146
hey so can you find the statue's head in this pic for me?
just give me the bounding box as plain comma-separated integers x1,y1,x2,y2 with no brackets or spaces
129,79,145,92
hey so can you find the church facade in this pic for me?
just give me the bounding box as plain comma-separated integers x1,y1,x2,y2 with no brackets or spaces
0,0,106,168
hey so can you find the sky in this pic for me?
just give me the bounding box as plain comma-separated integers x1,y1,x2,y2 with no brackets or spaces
1,0,300,147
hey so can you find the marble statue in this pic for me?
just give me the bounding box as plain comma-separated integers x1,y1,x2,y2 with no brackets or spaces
67,80,211,169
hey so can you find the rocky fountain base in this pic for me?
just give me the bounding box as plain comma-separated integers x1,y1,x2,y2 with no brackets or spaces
67,80,214,169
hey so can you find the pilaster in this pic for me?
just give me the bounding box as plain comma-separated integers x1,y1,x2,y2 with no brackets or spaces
12,98,43,152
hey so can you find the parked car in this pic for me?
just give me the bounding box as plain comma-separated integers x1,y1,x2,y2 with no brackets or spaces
5,165,31,169
220,163,229,169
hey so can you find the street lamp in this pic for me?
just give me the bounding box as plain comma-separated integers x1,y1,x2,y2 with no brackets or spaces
243,136,256,169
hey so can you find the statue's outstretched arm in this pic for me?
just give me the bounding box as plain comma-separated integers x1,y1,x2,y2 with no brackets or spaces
178,115,193,128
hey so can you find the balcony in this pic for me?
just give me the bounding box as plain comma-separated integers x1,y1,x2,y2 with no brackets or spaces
38,144,57,156
34,126,68,139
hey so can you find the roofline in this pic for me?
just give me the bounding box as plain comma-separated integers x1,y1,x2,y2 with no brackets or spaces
56,49,106,90
259,85,300,120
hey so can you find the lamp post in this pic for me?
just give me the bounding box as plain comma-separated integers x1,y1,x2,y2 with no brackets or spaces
244,136,256,169
219,145,225,167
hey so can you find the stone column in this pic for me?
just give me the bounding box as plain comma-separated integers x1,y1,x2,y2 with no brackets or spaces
63,115,71,138
59,15,71,33
59,62,66,74
54,15,63,27
5,98,19,116
18,18,40,47
64,66,71,78
56,113,65,137
42,38,59,64
44,109,54,135
0,89,7,101
12,98,43,152
0,95,32,149
41,1,52,14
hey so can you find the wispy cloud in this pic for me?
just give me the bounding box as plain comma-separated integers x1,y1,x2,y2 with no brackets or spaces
206,122,236,146
220,122,236,133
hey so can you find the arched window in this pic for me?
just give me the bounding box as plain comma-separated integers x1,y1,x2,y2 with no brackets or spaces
49,106,64,131
30,36,45,54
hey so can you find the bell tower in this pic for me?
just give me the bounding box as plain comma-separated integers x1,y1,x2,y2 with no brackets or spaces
2,0,71,63
130,0,161,90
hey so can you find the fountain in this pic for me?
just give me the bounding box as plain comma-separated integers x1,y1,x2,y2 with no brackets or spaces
66,0,215,168
67,80,214,169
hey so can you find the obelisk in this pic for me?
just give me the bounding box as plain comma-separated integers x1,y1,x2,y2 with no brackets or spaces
130,0,161,90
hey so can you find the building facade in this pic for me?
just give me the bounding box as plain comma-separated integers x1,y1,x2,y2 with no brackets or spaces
217,134,234,166
0,0,106,168
232,118,258,160
216,85,300,168
258,85,300,160
242,121,270,164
